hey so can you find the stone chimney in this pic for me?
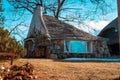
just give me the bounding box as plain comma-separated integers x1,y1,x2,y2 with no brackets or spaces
27,4,50,39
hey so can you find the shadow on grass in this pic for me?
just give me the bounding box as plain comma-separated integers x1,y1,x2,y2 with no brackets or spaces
53,59,109,63
22,57,120,63
53,58,120,63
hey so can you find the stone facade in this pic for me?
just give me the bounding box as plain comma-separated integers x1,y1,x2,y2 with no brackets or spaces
93,41,110,58
47,40,110,59
24,5,110,59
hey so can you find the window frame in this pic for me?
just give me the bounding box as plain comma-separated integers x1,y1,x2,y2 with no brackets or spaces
64,40,92,53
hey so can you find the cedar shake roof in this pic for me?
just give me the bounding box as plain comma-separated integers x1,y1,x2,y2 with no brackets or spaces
43,15,106,41
25,5,107,41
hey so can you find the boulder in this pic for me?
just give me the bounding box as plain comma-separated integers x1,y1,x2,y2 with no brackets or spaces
49,54,58,59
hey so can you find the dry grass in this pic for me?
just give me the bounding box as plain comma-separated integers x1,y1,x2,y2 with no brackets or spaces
0,59,120,80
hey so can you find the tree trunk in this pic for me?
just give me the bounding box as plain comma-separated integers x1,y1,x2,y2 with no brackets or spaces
117,0,120,56
55,0,66,19
0,0,2,11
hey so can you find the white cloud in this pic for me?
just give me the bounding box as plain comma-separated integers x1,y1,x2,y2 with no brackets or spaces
71,20,110,35
84,20,110,30
82,20,110,35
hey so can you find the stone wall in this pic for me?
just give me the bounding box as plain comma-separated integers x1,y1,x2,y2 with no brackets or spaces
51,40,64,54
49,40,111,59
93,41,110,58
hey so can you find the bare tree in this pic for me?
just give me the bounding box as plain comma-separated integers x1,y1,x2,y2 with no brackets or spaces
6,0,111,20
0,0,2,11
5,0,114,43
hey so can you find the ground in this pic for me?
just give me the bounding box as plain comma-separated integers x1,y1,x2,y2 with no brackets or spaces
0,59,120,80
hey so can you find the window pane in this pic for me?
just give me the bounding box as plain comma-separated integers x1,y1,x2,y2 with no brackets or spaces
64,40,69,52
71,41,87,53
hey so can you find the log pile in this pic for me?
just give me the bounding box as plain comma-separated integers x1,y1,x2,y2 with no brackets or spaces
0,62,37,80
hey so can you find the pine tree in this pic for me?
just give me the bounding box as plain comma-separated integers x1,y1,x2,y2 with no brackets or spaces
0,0,26,57
0,27,26,57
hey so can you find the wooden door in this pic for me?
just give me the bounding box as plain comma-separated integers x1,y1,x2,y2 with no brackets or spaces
34,46,46,58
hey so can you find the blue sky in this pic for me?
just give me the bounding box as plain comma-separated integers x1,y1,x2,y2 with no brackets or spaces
1,0,118,42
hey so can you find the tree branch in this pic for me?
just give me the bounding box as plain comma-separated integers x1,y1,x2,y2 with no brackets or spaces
55,0,66,19
9,22,23,36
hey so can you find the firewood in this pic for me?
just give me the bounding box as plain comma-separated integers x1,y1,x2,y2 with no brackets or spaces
0,62,37,80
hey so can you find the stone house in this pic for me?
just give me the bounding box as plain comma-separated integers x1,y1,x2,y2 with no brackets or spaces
24,5,110,59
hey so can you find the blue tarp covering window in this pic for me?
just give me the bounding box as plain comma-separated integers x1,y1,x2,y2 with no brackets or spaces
71,41,87,53
64,40,89,53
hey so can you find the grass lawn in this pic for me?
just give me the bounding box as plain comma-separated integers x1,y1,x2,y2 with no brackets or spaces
0,58,120,80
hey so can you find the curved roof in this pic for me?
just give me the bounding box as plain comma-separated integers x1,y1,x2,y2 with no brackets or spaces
99,18,118,36
98,18,118,45
26,5,106,41
43,15,105,41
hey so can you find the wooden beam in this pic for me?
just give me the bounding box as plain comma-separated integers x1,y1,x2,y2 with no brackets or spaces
0,53,16,65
